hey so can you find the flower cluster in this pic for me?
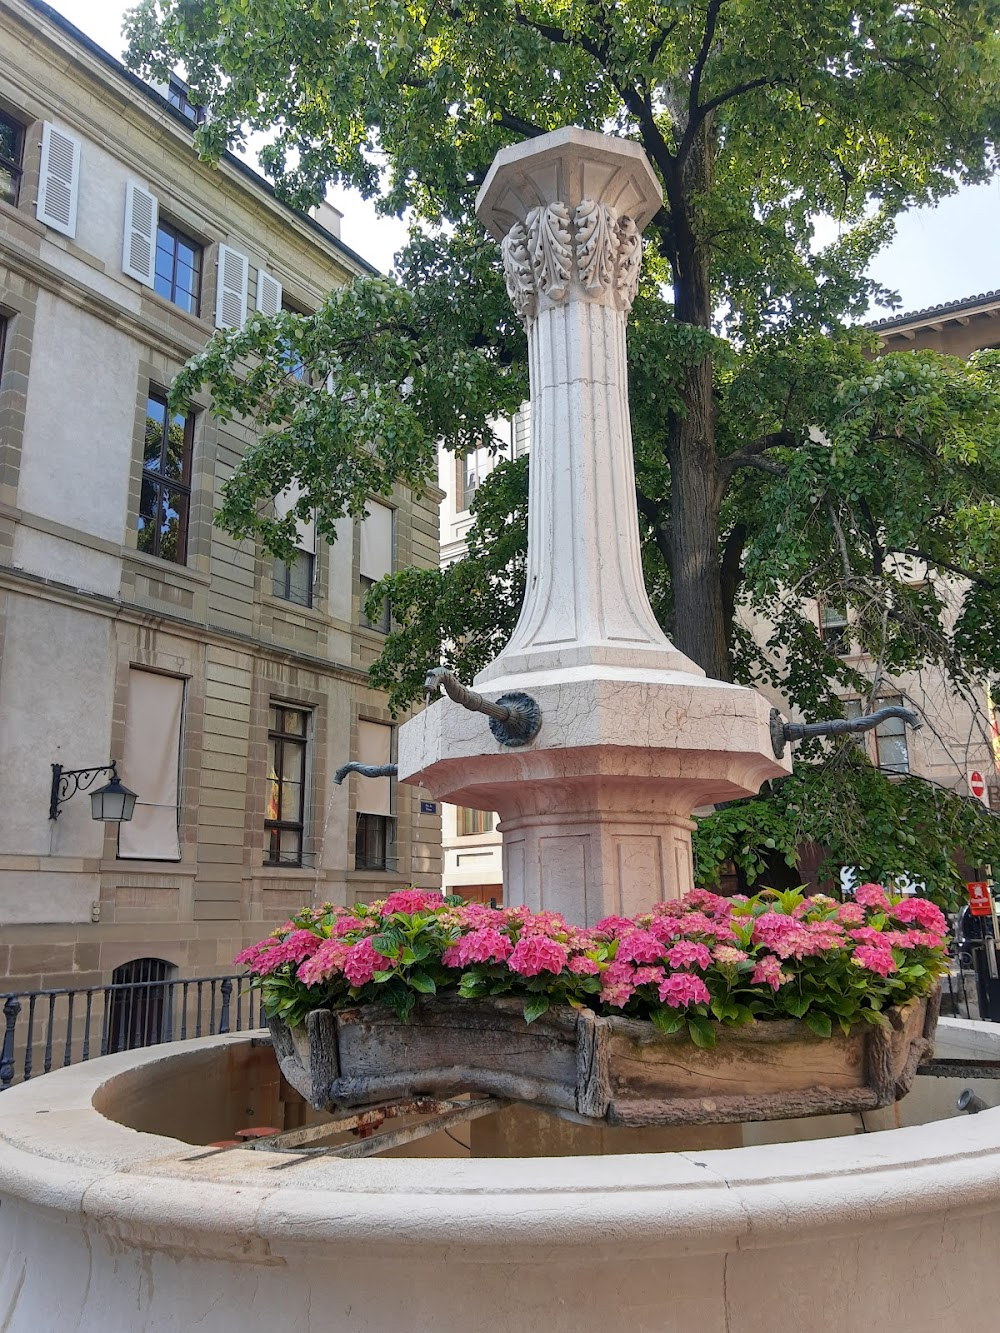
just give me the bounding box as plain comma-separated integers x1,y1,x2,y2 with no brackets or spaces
235,884,948,1044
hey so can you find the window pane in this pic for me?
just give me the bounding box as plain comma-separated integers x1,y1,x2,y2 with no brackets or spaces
137,478,158,554
275,829,301,864
272,557,288,599
282,709,305,736
163,415,188,480
877,734,909,773
0,115,19,161
281,740,305,784
0,165,15,207
144,402,165,468
157,486,189,563
288,550,313,606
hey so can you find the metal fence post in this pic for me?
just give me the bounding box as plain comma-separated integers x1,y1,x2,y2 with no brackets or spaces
1,995,22,1091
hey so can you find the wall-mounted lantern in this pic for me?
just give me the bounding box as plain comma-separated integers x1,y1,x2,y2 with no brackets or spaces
49,761,138,823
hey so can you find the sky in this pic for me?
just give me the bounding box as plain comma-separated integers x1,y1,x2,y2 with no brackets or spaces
54,0,1000,314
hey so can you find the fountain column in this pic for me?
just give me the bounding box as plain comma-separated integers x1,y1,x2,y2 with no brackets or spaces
398,128,791,925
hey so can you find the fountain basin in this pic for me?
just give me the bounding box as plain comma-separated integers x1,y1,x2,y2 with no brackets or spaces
270,989,939,1124
1,1019,997,1331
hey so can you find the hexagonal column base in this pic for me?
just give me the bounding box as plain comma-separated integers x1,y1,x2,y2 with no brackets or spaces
501,796,696,924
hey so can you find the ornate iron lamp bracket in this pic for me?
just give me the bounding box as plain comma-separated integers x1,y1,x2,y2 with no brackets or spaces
49,761,122,820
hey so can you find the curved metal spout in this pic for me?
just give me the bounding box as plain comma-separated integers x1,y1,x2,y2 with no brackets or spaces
333,762,398,786
423,668,542,748
770,705,922,759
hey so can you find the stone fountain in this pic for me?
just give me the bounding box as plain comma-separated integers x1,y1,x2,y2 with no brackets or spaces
1,129,998,1331
400,127,789,923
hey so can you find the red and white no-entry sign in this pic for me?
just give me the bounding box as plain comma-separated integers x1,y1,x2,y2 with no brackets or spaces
968,881,993,916
968,769,990,805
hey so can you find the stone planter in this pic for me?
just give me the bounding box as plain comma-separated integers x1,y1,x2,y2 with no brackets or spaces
269,987,941,1126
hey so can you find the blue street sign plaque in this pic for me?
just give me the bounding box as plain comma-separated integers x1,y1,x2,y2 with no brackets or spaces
420,801,438,814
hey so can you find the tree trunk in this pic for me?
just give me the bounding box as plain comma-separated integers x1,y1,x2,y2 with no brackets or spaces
663,126,730,682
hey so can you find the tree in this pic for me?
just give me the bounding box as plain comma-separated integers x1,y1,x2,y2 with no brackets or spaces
128,0,1000,904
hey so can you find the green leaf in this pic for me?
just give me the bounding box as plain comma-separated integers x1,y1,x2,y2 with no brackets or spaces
804,1011,833,1038
408,971,436,994
651,1007,687,1035
523,994,550,1024
687,1015,717,1049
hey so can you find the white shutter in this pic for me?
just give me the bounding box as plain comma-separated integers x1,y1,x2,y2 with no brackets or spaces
360,501,394,582
215,244,249,329
36,122,81,237
257,269,283,316
122,182,158,285
356,720,393,816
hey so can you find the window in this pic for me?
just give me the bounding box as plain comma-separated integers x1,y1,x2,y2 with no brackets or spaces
166,74,205,125
272,485,316,607
819,601,850,655
280,299,307,380
354,720,395,871
874,694,910,774
106,958,174,1053
154,219,202,314
273,549,314,607
360,500,394,633
844,696,910,774
458,806,496,836
0,109,23,207
458,446,491,512
138,393,193,563
266,704,309,866
118,669,184,861
356,812,397,871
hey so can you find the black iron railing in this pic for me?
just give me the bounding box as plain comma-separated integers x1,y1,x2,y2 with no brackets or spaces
0,973,262,1092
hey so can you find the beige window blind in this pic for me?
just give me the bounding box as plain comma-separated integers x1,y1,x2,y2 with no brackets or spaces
118,669,184,860
359,501,394,582
355,720,393,816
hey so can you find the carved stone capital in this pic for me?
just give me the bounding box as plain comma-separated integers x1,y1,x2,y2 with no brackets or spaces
500,199,643,324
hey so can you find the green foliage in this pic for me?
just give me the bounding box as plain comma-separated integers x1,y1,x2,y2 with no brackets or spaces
128,1,1000,888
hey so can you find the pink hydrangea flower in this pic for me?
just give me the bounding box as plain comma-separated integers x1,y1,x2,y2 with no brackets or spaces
892,897,946,937
508,935,568,977
837,902,865,926
666,940,712,970
854,883,890,910
599,961,636,1008
441,928,513,968
298,938,351,986
343,937,390,987
713,945,748,965
632,965,666,987
568,955,601,975
750,955,791,990
595,916,636,934
852,944,897,976
381,888,443,916
239,929,321,976
616,929,664,965
658,972,711,1008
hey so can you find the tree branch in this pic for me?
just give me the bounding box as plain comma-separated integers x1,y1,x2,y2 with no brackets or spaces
856,496,884,576
895,549,1000,590
688,0,725,125
498,111,547,138
719,429,797,480
636,486,673,574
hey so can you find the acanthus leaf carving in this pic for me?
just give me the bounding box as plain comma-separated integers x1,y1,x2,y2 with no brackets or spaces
499,201,643,322
526,202,573,303
614,216,642,313
574,199,619,295
501,222,536,322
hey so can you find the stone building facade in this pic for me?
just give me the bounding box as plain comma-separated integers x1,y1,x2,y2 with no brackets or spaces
0,0,441,998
